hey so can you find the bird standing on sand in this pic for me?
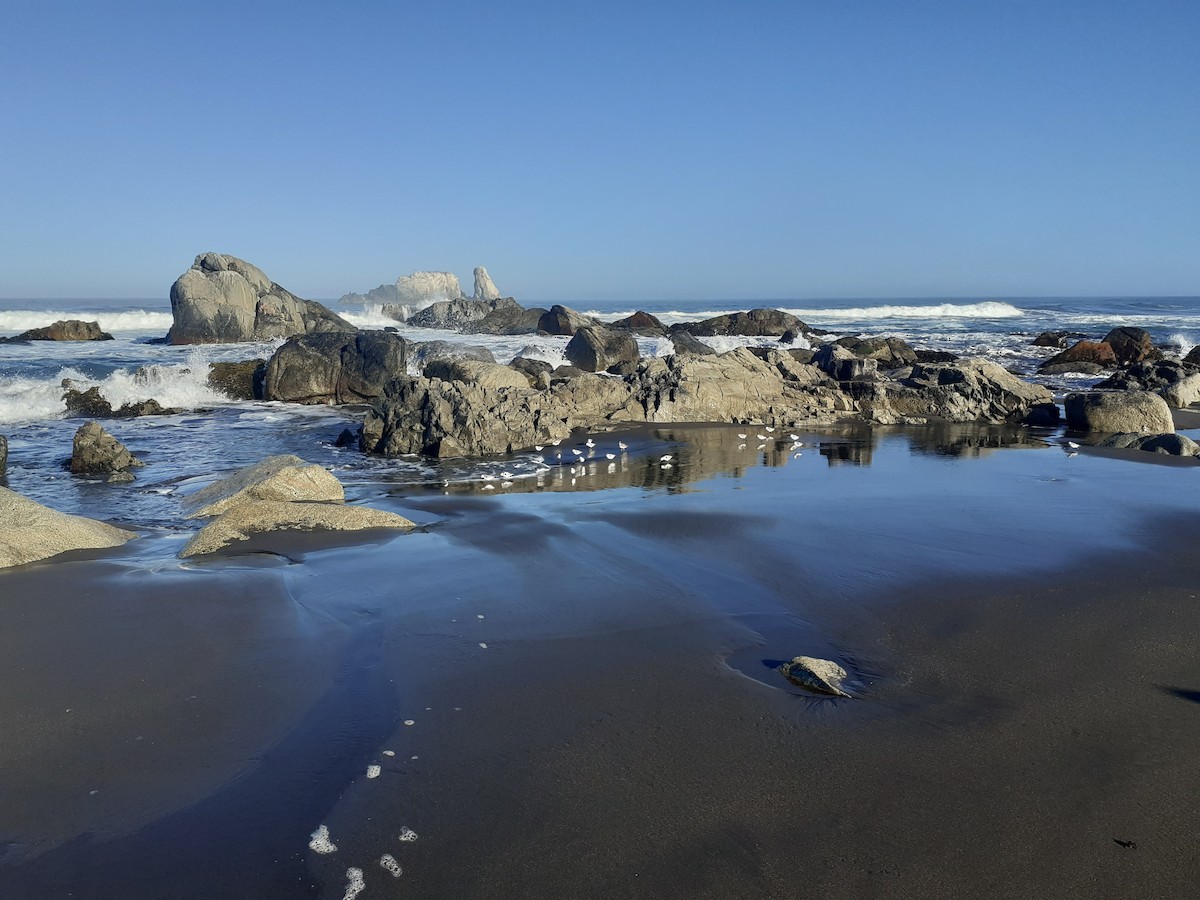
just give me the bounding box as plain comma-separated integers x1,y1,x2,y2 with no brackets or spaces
618,441,628,451
585,438,595,448
660,454,673,462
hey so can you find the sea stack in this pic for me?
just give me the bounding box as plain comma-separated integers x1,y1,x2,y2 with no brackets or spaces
473,266,502,301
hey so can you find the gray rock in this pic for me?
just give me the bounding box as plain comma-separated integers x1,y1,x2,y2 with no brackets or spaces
423,359,532,390
777,656,853,697
610,311,668,336
168,252,356,345
263,331,411,404
183,454,345,519
1097,432,1200,456
1185,345,1200,367
472,266,502,301
1102,327,1159,366
1,319,113,342
338,282,401,306
407,297,521,330
860,360,1054,426
1040,361,1106,376
812,343,879,381
834,336,917,369
913,349,958,364
537,304,599,336
0,487,136,568
70,422,143,476
465,305,547,335
0,434,7,476
1031,330,1084,348
113,399,178,418
410,340,496,371
671,308,807,338
1064,391,1175,434
669,331,717,357
1160,373,1200,409
564,326,640,373
63,386,114,417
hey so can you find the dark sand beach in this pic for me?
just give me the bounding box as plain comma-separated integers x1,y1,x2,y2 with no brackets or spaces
2,424,1199,898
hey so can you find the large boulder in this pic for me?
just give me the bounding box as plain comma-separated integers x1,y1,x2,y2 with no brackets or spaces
671,308,807,338
610,311,668,336
263,331,411,404
168,252,355,345
70,422,143,479
1095,361,1200,408
180,499,414,558
472,266,502,301
812,344,878,382
1160,374,1200,409
834,336,917,369
1097,433,1200,457
423,359,533,390
207,359,266,400
395,271,463,305
564,326,640,373
1102,327,1159,366
410,340,496,371
538,304,599,336
466,305,548,335
1064,391,1175,434
861,360,1055,425
0,487,136,568
183,454,345,519
407,297,521,330
2,320,113,342
1038,340,1118,372
669,331,717,357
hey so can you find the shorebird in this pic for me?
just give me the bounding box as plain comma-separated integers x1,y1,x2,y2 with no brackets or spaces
661,463,672,470
737,433,747,439
1067,441,1080,449
585,438,595,448
757,444,766,450
660,454,673,462
793,452,802,459
535,445,544,452
618,441,628,451
605,452,615,460
789,433,799,441
738,443,747,450
765,426,775,433
499,471,514,479
550,438,562,446
481,473,495,481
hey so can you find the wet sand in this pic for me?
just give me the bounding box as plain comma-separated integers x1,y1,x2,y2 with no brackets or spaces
2,426,1200,898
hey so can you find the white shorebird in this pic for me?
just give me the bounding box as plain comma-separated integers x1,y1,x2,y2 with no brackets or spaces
605,452,615,460
737,433,747,439
618,441,628,451
481,473,495,481
1067,441,1080,449
660,454,673,462
661,463,672,470
757,444,766,450
555,451,563,461
789,433,799,441
765,426,775,433
535,445,544,451
738,443,747,450
499,471,514,479
550,438,562,446
793,452,802,459
756,433,768,440
572,448,584,457
585,438,595,448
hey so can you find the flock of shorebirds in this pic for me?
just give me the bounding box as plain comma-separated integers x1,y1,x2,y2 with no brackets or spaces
459,428,807,491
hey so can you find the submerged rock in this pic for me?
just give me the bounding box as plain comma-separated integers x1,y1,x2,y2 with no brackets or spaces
777,656,853,697
1064,391,1175,434
2,319,113,342
0,486,136,568
70,422,143,478
168,252,355,345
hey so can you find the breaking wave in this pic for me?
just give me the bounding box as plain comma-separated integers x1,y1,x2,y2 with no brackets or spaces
0,309,174,335
781,301,1024,321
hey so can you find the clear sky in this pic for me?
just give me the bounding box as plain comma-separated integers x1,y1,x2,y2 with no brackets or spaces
1,0,1197,301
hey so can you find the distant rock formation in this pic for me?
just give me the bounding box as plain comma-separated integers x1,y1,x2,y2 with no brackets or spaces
473,267,502,301
338,283,401,306
408,297,520,330
168,252,356,345
395,271,464,306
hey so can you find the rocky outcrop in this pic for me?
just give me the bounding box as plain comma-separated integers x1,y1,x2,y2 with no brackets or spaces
812,344,878,382
263,331,411,404
1094,360,1200,408
1101,327,1159,366
180,500,414,558
857,360,1056,426
407,297,520,330
1064,391,1175,434
61,387,178,419
1038,340,1117,372
168,252,355,345
208,359,266,400
564,326,640,373
610,311,668,336
465,305,547,335
0,435,7,476
1097,433,1200,457
777,656,852,697
179,455,413,556
1,320,113,342
410,340,496,371
669,331,717,357
672,308,807,338
538,305,599,336
472,267,502,301
835,336,917,369
1,487,136,568
338,283,401,306
70,422,144,481
422,359,533,390
395,271,464,305
183,454,346,518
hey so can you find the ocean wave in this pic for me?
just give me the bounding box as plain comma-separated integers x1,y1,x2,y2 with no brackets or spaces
780,301,1025,321
340,304,406,329
0,309,174,334
0,351,230,424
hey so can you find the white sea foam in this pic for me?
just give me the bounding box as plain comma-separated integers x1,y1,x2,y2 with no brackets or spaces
341,304,405,330
0,309,173,334
342,867,365,900
780,301,1024,321
366,764,381,779
380,854,402,877
308,824,337,854
398,826,418,842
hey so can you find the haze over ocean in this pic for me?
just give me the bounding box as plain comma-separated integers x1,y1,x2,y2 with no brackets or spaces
1,1,1197,301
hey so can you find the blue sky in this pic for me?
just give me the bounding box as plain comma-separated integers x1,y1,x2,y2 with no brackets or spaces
1,0,1197,301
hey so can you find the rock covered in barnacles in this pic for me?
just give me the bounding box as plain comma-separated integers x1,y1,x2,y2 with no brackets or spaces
778,656,853,697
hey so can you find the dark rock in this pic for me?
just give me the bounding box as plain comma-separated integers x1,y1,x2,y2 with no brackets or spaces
610,311,667,336
113,399,178,418
779,328,801,345
208,359,266,400
671,308,807,338
669,331,717,357
1185,345,1200,367
70,422,144,476
786,348,816,365
338,282,400,307
0,434,7,476
1038,340,1118,371
913,349,958,364
509,356,554,381
3,319,113,342
263,331,411,404
407,297,522,331
537,304,599,336
564,326,640,374
834,336,918,369
1040,361,1106,376
812,344,879,382
1023,403,1062,426
550,365,588,382
1064,391,1174,434
1031,330,1086,348
411,340,496,371
1102,327,1159,366
63,386,114,417
466,306,548,335
1095,360,1192,392
168,252,356,345
335,427,358,448
1097,432,1200,456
